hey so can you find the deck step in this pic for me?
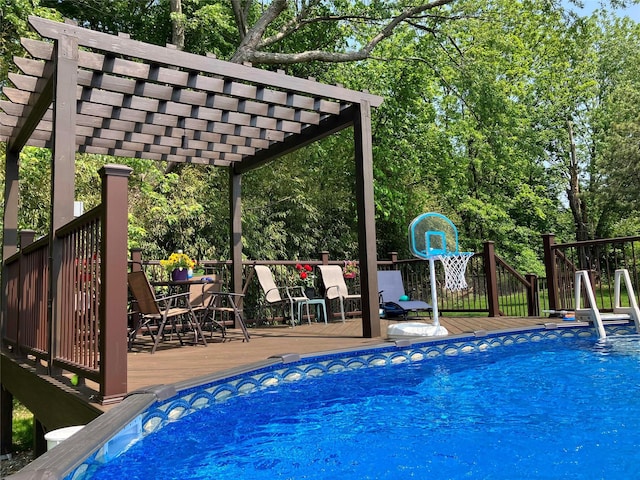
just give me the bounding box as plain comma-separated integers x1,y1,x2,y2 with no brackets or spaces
600,313,632,322
575,312,631,322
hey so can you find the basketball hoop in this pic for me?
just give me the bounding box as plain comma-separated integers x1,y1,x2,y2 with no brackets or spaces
436,252,473,291
407,212,473,331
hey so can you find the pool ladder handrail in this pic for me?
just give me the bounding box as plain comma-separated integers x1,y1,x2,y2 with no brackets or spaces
574,269,640,339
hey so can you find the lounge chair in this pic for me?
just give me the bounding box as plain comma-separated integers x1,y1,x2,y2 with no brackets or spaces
318,265,360,322
255,265,309,326
377,270,432,320
127,270,207,353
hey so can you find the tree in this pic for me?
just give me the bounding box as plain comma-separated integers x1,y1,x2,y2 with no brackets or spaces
230,0,458,65
589,15,640,236
4,0,640,270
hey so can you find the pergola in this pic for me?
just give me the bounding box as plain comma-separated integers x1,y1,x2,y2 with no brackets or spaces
0,16,384,337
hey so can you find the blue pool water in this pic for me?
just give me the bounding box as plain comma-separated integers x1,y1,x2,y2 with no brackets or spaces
91,336,640,479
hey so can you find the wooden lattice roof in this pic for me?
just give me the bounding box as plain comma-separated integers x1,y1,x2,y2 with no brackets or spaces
1,17,383,172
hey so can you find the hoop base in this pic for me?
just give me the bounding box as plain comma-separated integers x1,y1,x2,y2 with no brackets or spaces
387,322,449,339
435,252,473,291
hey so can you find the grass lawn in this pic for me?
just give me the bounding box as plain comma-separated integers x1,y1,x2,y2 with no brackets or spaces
11,400,33,452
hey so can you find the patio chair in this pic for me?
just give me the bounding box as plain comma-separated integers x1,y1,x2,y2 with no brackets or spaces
255,265,309,326
190,274,251,342
127,271,207,354
318,265,361,322
377,270,432,320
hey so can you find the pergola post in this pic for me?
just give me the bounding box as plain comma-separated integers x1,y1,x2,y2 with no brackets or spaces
1,149,20,344
230,168,243,295
48,33,78,372
2,149,19,262
354,100,380,338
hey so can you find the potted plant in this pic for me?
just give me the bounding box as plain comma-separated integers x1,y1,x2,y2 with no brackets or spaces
343,260,358,279
160,251,196,281
295,263,316,298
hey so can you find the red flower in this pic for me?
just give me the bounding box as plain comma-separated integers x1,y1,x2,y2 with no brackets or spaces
300,271,308,280
295,263,303,271
304,264,313,271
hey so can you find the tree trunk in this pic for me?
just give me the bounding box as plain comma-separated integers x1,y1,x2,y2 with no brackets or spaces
566,120,592,272
566,120,590,244
170,0,185,50
165,0,185,174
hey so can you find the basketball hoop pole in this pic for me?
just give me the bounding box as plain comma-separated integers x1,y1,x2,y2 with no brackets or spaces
429,257,440,326
409,212,472,330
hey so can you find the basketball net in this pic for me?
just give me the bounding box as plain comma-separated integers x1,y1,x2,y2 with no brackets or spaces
436,252,473,291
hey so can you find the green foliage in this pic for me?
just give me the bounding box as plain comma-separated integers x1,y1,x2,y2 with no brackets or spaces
591,17,640,236
1,0,60,81
241,134,359,260
125,162,227,261
39,0,171,45
12,399,33,451
182,1,238,58
331,0,569,266
17,148,52,236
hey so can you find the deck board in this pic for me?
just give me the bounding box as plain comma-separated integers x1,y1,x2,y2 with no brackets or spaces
124,316,544,396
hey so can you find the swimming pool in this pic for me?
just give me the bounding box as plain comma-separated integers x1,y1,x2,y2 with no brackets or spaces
82,326,640,479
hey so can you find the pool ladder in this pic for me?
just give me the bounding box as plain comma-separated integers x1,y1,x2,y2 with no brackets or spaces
574,269,640,339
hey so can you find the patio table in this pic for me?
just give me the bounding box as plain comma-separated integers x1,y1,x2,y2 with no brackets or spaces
298,298,327,325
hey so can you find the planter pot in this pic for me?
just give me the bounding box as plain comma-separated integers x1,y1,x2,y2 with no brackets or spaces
343,272,356,279
171,268,189,281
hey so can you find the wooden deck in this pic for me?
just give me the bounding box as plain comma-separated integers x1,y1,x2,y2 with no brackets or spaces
2,315,549,430
124,315,544,398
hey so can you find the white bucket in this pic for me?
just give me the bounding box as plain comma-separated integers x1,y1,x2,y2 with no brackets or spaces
44,425,85,451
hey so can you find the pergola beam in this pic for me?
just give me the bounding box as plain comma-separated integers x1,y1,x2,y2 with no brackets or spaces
6,67,53,153
28,16,382,108
234,105,356,174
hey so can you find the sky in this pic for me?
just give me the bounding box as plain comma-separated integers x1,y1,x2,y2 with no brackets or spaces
570,0,640,21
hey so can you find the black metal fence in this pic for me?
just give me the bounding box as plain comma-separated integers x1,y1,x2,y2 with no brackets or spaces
135,236,640,319
131,241,541,324
544,234,640,312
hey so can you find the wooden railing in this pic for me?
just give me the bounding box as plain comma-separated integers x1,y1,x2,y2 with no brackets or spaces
2,165,132,404
4,234,50,359
54,207,102,380
543,234,640,312
132,241,540,322
130,253,365,323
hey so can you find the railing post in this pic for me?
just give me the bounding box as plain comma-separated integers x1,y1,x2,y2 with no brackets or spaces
484,241,500,317
388,251,398,266
542,233,559,312
20,230,36,248
320,251,330,265
130,248,143,272
99,164,132,404
526,274,539,316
